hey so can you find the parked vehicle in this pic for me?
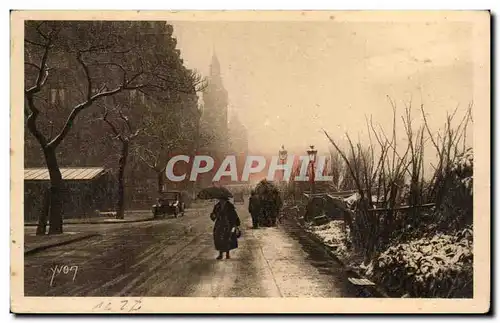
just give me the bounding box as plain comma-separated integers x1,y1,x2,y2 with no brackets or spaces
180,191,193,209
152,191,185,218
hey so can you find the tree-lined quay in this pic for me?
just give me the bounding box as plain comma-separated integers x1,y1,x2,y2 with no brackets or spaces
22,18,476,301
25,22,206,234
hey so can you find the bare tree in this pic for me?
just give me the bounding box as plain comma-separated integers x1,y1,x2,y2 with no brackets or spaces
100,105,140,219
134,99,216,195
133,100,189,194
420,103,473,206
323,97,473,259
24,21,202,234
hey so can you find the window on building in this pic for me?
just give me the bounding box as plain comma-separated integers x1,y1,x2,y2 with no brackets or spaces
58,89,65,104
50,89,58,104
50,89,66,106
129,90,137,101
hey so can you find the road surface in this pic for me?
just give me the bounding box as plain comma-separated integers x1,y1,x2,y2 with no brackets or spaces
24,201,359,297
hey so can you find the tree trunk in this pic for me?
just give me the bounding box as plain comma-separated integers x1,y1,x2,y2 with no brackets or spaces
116,141,129,219
193,114,200,198
43,147,64,235
157,170,164,194
36,187,50,235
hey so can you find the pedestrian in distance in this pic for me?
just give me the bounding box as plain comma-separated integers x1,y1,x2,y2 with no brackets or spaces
210,197,241,260
253,179,281,227
248,190,260,229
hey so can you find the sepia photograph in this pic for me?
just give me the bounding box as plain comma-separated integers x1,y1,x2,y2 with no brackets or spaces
10,10,490,313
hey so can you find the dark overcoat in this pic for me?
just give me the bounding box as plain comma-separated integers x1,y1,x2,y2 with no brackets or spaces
248,195,260,215
210,200,241,252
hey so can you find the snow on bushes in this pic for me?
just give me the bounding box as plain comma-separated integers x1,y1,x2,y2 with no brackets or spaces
363,226,473,298
306,220,351,261
455,148,473,197
452,147,473,183
435,148,473,231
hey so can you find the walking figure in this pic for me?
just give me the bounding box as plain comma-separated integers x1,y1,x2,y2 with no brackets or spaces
210,197,241,260
248,190,261,229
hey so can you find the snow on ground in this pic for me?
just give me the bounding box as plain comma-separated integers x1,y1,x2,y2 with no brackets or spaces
305,220,351,262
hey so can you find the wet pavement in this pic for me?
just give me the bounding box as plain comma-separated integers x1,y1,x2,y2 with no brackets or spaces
24,202,359,297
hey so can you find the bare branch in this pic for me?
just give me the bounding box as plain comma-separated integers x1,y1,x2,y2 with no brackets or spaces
25,36,52,95
388,95,397,174
25,96,48,147
35,22,49,40
76,51,92,100
188,69,208,92
152,74,198,95
127,69,144,87
24,62,41,70
112,46,137,54
377,124,403,163
134,146,159,170
47,85,126,148
365,115,375,169
79,43,116,54
462,102,473,152
24,24,58,149
323,129,364,197
24,38,46,47
88,61,128,85
117,108,133,133
420,104,440,153
101,106,121,139
130,128,141,139
136,153,156,170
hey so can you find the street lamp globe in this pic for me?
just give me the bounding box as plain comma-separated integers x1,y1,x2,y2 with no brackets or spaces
279,144,288,162
307,145,317,163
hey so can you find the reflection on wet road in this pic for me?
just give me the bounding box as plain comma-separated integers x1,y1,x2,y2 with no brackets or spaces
25,202,359,297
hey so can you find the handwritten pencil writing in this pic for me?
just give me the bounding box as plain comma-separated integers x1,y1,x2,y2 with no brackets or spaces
92,299,143,312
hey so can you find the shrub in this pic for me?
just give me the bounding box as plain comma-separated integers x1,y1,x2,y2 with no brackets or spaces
435,148,473,231
364,227,473,298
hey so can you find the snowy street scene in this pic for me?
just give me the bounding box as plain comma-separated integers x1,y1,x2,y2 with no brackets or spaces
11,10,490,314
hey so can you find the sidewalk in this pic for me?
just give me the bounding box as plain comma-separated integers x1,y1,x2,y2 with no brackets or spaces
25,210,154,226
283,215,390,298
25,231,100,255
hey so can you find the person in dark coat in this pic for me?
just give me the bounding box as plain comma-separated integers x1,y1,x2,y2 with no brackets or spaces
248,190,260,229
272,191,283,225
210,197,241,260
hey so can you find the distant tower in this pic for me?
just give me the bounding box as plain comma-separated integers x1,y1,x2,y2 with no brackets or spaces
200,51,230,184
228,112,248,155
201,51,229,152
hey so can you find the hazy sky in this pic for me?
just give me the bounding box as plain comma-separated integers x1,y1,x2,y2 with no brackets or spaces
170,19,475,155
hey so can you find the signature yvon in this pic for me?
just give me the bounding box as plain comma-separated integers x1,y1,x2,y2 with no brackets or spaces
49,265,78,287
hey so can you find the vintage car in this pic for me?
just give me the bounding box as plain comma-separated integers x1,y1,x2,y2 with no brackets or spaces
152,191,186,218
180,191,193,209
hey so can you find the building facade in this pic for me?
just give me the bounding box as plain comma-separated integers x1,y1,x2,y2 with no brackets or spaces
24,21,199,209
228,112,249,156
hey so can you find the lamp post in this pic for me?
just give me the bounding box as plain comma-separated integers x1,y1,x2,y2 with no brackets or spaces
278,145,288,201
278,145,288,182
307,145,318,195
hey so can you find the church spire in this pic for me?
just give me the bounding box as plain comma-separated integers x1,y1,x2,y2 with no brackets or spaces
210,40,221,77
210,51,220,78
